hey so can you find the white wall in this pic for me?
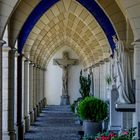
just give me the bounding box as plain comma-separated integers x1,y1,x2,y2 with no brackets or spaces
45,47,83,105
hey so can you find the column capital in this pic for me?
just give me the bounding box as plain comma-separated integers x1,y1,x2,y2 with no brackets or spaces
94,63,100,67
29,61,34,66
0,39,6,45
2,45,11,52
132,39,140,46
104,57,110,62
24,59,30,63
9,48,19,57
42,68,46,71
99,60,104,65
9,47,18,52
33,63,38,68
36,65,41,69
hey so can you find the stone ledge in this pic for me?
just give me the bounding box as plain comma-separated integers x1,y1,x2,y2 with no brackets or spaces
115,103,135,112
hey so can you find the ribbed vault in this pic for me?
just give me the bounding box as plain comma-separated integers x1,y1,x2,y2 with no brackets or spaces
23,0,110,68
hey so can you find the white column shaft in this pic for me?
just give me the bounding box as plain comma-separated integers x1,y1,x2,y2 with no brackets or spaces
8,48,16,139
29,63,33,112
33,66,37,107
43,70,45,99
2,46,9,139
99,62,106,100
36,68,39,104
22,58,25,120
93,65,100,98
24,60,29,117
39,69,42,101
134,41,140,137
0,40,6,140
37,68,40,103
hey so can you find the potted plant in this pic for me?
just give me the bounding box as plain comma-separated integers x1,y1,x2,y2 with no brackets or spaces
77,96,108,137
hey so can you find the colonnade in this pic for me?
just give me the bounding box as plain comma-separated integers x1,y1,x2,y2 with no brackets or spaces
1,41,46,140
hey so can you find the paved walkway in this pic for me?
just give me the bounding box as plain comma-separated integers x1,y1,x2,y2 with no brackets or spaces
24,105,81,140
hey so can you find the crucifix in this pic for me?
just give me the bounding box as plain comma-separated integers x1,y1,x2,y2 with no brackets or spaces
53,51,79,105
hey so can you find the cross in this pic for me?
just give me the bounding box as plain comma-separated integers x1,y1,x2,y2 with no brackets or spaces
53,51,79,105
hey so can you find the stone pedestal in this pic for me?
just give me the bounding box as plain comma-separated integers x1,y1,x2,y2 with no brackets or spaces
36,105,39,117
29,110,34,124
33,107,37,121
108,85,122,131
60,95,70,105
24,116,30,132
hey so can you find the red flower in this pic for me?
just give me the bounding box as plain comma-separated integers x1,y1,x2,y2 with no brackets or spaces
122,131,129,135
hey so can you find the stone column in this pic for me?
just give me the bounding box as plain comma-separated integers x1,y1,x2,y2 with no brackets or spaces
93,64,100,98
38,68,42,112
105,59,111,101
37,66,41,116
133,41,140,138
0,40,6,140
8,48,17,140
33,65,37,120
24,59,30,131
2,45,10,140
36,67,39,116
99,61,106,100
40,69,43,110
29,62,34,123
42,69,46,107
22,57,25,133
17,54,24,140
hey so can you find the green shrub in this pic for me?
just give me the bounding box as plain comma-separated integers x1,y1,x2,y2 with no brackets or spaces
77,97,107,122
71,97,83,114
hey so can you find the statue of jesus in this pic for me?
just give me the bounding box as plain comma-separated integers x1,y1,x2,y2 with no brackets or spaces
53,51,79,105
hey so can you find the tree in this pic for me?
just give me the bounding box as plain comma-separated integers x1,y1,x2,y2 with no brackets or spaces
79,70,91,98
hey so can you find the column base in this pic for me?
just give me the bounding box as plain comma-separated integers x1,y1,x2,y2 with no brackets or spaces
9,130,16,140
3,131,9,140
29,110,34,124
36,105,40,117
24,115,30,132
33,107,37,121
39,102,42,113
60,95,70,105
43,98,47,107
40,100,43,111
17,122,24,140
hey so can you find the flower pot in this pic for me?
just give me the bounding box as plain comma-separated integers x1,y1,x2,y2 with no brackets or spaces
83,120,102,137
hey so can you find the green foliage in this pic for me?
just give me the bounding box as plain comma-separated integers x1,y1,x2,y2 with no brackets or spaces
70,103,75,113
105,75,112,85
71,98,83,114
77,96,108,122
79,70,91,98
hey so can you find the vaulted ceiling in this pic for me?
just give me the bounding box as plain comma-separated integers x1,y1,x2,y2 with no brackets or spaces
8,0,130,68
23,0,111,67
